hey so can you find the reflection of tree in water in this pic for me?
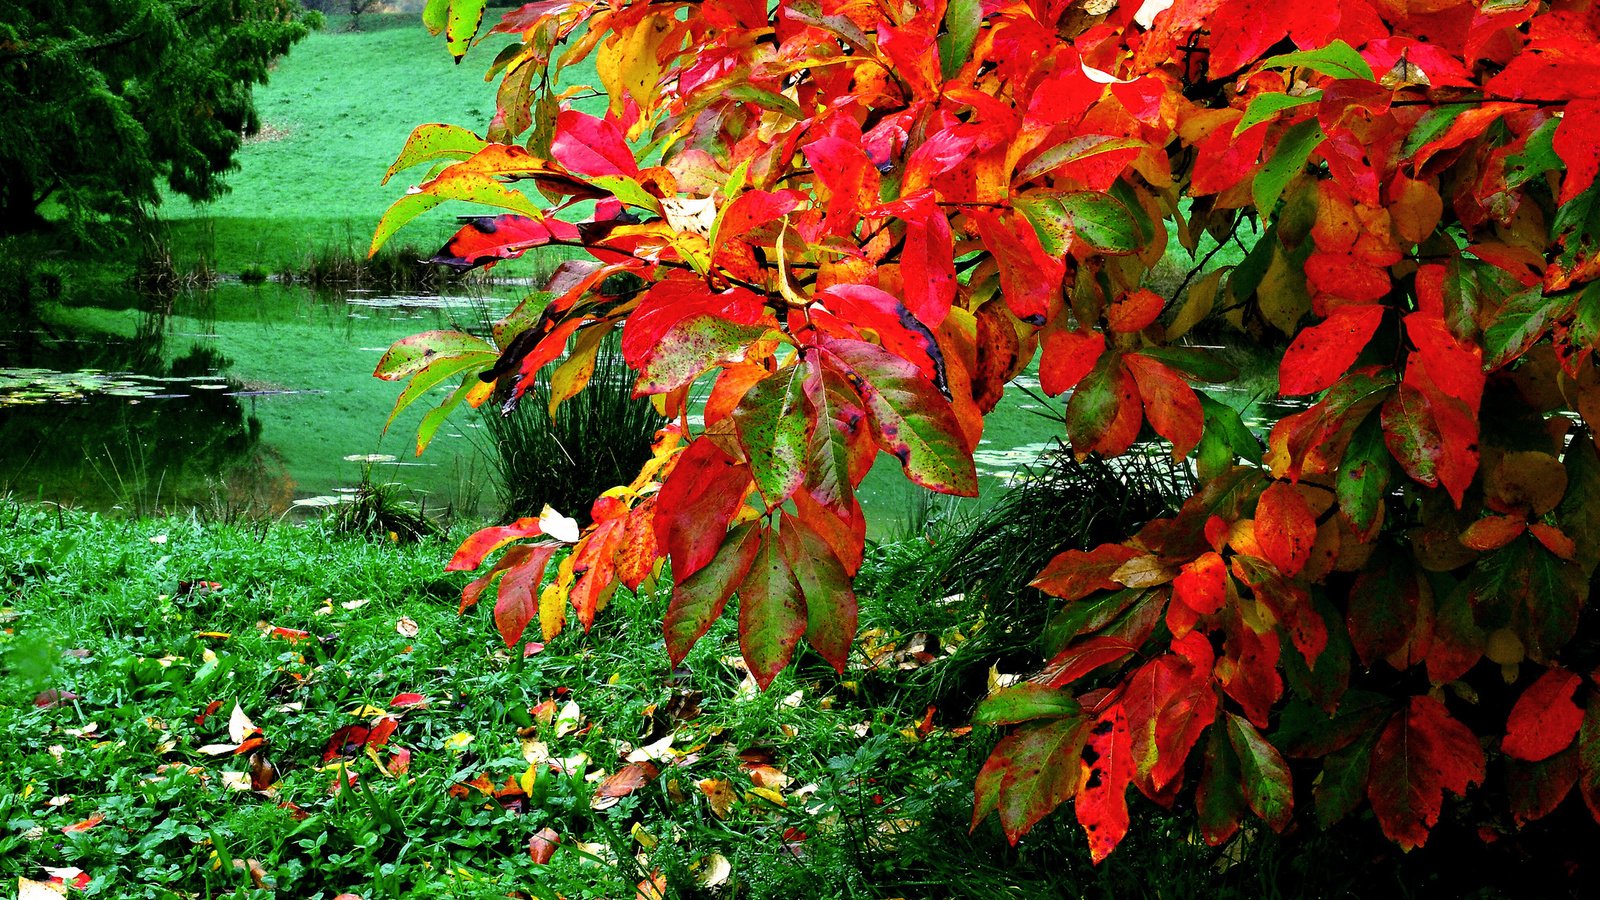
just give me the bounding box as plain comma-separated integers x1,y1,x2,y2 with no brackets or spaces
0,299,293,514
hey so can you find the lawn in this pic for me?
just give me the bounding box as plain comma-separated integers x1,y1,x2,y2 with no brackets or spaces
159,13,599,278
0,499,1340,899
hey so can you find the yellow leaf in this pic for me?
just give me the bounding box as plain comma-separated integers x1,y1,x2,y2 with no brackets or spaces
345,704,387,718
694,853,732,888
631,821,659,849
596,12,674,122
747,786,787,807
1165,267,1223,342
443,732,474,753
547,327,608,420
1256,245,1311,335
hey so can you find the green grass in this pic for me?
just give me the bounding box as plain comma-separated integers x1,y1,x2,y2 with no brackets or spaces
1,499,1351,899
159,13,600,277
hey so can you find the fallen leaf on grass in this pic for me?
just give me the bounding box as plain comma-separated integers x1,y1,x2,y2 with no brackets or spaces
194,700,222,726
395,616,419,638
695,853,731,888
698,778,737,818
635,871,667,900
221,771,252,791
529,827,561,864
631,821,658,849
341,598,371,610
18,878,67,899
60,813,103,833
747,786,786,807
591,762,659,810
248,752,278,791
389,692,428,709
40,867,89,890
554,700,582,737
443,731,474,753
34,690,79,709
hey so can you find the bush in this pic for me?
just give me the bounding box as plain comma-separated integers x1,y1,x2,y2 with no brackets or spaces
372,0,1600,871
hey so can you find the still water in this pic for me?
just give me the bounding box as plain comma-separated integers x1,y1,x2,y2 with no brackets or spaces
1,281,517,518
0,279,1295,528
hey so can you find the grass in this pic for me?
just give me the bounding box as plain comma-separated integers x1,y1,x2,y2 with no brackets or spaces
158,13,601,279
1,498,1371,900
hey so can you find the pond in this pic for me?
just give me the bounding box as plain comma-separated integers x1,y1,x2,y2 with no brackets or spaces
0,279,1296,532
0,281,517,520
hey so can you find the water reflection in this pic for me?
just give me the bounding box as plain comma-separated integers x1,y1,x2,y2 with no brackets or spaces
0,280,510,517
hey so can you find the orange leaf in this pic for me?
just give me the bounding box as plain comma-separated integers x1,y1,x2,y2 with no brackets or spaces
1106,289,1165,333
1255,482,1316,576
529,827,561,864
61,813,103,834
1459,515,1527,551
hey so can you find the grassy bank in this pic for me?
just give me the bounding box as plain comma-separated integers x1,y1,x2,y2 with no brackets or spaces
0,501,1333,899
160,13,597,279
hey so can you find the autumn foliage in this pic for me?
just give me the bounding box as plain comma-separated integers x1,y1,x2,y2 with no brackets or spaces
374,0,1600,862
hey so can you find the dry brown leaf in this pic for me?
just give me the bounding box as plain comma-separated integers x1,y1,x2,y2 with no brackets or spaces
698,778,738,818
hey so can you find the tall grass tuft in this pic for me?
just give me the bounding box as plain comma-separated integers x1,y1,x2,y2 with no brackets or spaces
861,442,1194,713
278,241,454,290
479,332,665,523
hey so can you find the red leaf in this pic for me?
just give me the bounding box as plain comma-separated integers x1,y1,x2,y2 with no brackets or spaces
551,109,638,178
655,438,752,584
322,725,372,764
712,189,800,261
621,279,768,370
1124,353,1203,460
1066,353,1142,458
1368,696,1486,851
901,206,957,327
1460,515,1527,551
1039,329,1106,396
1504,667,1585,762
1255,482,1316,576
447,518,544,572
1031,544,1142,603
34,689,79,709
1278,304,1385,396
1076,704,1134,864
970,207,1062,323
389,693,429,709
428,214,580,270
971,716,1088,842
803,136,880,232
1553,99,1600,206
1529,522,1578,560
593,762,658,800
1173,552,1227,618
493,545,560,647
529,827,561,864
664,523,762,666
1037,637,1138,688
1507,748,1579,826
818,284,944,386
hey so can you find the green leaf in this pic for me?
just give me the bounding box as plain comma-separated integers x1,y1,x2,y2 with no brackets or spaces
733,362,810,507
1481,285,1573,370
1195,394,1259,482
1015,190,1143,256
371,172,543,256
374,331,497,380
738,530,808,689
1337,413,1390,539
1236,91,1322,135
664,523,761,666
971,716,1089,840
1254,118,1325,214
937,0,982,82
725,84,803,120
445,0,488,60
778,511,858,673
1196,719,1244,845
383,124,488,185
1314,733,1376,828
818,338,978,496
1402,104,1474,160
1558,433,1600,580
1137,346,1239,383
1258,40,1374,81
973,684,1082,727
415,376,476,456
585,175,664,215
384,351,499,433
637,316,774,395
1505,117,1562,190
1226,713,1294,831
